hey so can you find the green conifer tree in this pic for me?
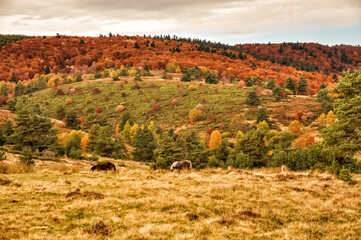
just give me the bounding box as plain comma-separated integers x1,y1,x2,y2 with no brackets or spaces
132,126,157,162
284,77,296,94
298,75,308,95
245,88,260,106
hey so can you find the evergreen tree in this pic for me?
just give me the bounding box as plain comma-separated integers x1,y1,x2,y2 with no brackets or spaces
273,86,282,101
245,88,260,106
298,75,308,95
214,138,230,164
0,82,7,97
10,100,59,152
265,78,275,90
14,82,25,96
180,71,191,82
134,41,140,49
132,126,157,162
319,69,361,170
44,66,51,75
134,73,142,82
65,109,81,129
205,72,218,84
10,72,17,83
55,105,66,120
236,129,268,168
256,107,270,124
86,124,100,152
180,131,208,169
284,77,296,94
75,75,83,82
153,131,183,169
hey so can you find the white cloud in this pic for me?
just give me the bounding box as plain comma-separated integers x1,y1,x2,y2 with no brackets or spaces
1,0,360,44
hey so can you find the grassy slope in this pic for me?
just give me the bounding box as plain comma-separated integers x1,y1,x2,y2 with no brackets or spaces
1,156,360,239
24,73,321,135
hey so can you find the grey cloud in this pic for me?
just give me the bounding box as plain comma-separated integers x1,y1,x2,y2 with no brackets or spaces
0,0,360,44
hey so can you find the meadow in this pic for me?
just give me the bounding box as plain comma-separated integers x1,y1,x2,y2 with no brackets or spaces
1,154,360,240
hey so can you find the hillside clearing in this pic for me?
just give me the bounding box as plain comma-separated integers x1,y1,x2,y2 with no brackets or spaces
1,157,360,240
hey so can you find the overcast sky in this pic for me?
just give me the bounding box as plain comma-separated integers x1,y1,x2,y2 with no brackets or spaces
0,0,360,45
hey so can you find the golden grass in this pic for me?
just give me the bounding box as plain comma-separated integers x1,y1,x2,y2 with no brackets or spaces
0,159,360,240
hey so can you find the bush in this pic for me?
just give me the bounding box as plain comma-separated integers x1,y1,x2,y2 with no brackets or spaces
245,89,260,106
189,108,203,122
227,152,252,169
95,107,102,113
188,85,196,91
205,72,219,84
65,98,73,105
0,149,6,161
337,167,356,185
268,148,315,171
152,105,160,112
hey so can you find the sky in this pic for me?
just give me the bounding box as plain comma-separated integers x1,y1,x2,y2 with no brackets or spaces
0,0,360,45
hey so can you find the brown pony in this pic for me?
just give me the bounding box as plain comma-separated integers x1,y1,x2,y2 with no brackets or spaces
91,162,116,171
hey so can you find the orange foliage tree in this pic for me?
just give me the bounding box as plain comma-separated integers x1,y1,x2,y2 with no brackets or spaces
209,130,222,149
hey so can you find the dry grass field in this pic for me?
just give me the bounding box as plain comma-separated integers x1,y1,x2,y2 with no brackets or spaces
0,154,361,240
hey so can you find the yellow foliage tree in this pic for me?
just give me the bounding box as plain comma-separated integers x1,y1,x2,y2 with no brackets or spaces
236,130,244,141
58,130,85,146
257,120,270,132
326,111,336,126
129,123,139,141
209,130,222,149
288,120,302,135
122,121,131,141
81,135,89,153
189,108,203,122
318,113,326,128
148,120,155,131
166,61,179,73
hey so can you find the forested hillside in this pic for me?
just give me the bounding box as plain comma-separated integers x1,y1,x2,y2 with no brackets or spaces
240,42,361,76
0,35,342,92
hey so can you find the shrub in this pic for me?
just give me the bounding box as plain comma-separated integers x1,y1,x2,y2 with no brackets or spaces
0,149,6,161
65,98,73,105
166,61,179,73
245,89,260,106
92,88,101,94
95,107,102,113
116,105,124,112
131,83,140,90
337,167,357,185
56,88,64,95
205,72,219,84
288,120,302,135
171,99,178,105
152,105,160,112
189,108,203,122
188,85,196,91
227,152,252,169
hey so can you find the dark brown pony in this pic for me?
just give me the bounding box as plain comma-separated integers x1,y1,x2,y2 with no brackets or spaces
91,162,116,171
170,160,192,172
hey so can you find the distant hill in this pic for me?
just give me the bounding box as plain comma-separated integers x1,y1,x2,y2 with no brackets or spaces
0,35,342,91
238,42,361,76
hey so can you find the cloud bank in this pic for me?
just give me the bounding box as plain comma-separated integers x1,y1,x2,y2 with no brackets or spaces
0,0,360,44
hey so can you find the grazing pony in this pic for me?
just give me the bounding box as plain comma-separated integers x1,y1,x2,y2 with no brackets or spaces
170,160,192,172
227,166,234,174
281,165,287,175
91,162,116,171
